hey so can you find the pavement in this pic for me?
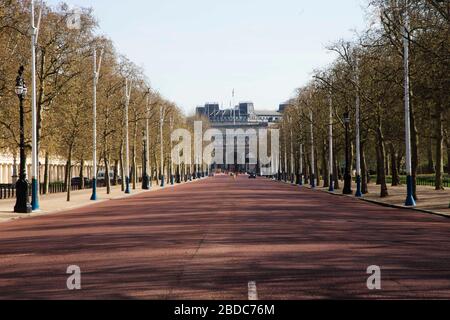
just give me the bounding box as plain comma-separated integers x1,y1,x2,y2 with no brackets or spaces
0,175,449,300
0,180,190,223
300,180,450,217
363,183,450,216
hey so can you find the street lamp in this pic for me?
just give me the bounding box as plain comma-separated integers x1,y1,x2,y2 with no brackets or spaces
343,112,353,195
14,66,32,214
30,0,43,211
160,105,165,187
402,1,416,207
124,78,132,194
142,132,150,190
284,127,288,182
142,93,150,190
354,59,362,198
277,148,282,181
328,90,335,192
91,47,103,201
298,141,304,186
169,116,175,185
296,110,304,186
309,109,316,189
176,147,181,184
289,117,295,184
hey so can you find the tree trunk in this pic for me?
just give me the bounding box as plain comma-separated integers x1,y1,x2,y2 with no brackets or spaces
64,160,69,193
43,151,49,194
396,153,403,181
36,49,46,160
427,136,434,174
333,155,340,190
79,159,85,190
435,104,444,190
153,151,159,185
66,147,73,202
315,149,321,187
119,142,125,192
376,120,388,198
385,152,390,177
361,142,368,194
447,137,450,176
132,121,138,190
322,140,329,188
304,156,310,185
105,153,111,195
376,143,382,185
410,94,419,200
390,144,400,186
113,159,119,186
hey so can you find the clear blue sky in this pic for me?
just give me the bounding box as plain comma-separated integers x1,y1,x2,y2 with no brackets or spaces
47,0,368,114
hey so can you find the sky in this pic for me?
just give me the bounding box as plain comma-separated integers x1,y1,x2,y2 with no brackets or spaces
46,0,369,114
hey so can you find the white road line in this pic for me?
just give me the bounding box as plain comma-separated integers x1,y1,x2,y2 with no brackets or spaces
248,281,258,300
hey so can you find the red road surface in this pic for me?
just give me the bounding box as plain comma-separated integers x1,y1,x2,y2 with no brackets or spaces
0,176,449,299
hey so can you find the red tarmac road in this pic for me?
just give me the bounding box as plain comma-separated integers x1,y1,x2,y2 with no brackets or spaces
0,175,449,300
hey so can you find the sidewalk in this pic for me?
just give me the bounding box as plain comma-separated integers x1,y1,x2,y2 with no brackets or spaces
0,179,201,223
361,183,450,217
294,179,450,218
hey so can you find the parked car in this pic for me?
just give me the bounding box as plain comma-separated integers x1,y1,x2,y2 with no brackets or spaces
249,173,257,179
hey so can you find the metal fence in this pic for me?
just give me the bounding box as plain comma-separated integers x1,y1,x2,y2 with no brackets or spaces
370,175,450,188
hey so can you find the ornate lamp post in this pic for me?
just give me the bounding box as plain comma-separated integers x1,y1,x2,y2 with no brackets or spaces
14,66,32,214
343,112,353,195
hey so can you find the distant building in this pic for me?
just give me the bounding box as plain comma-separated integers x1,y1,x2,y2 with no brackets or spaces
195,101,283,174
196,101,282,126
278,103,291,113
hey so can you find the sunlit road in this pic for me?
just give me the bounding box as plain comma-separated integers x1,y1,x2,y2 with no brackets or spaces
0,175,449,299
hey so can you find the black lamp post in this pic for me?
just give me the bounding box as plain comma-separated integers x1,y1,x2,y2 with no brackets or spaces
343,112,353,195
14,66,32,214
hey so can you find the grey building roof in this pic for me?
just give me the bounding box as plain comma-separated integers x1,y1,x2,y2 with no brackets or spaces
254,110,282,116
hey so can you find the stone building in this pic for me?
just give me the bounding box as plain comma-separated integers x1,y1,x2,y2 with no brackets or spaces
0,152,96,185
196,101,285,173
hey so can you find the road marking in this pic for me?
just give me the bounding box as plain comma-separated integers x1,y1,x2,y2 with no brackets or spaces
248,281,258,300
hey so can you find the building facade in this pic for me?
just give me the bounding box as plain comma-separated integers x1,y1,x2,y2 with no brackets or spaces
0,153,98,185
196,101,285,173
